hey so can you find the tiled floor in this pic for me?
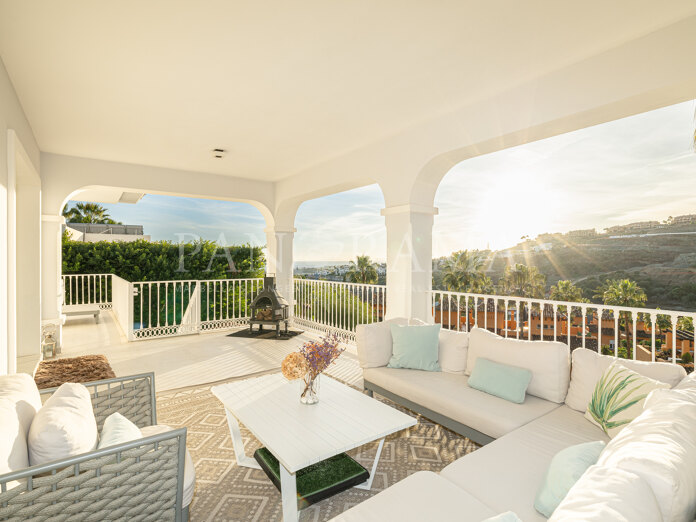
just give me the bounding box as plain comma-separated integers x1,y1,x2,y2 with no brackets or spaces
19,311,362,391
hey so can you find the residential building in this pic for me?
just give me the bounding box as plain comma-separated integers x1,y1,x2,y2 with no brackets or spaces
64,223,151,243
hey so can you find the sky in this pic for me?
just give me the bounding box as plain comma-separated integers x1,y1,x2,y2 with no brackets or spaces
81,100,696,263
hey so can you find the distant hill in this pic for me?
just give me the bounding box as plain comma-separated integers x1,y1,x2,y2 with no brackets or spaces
483,223,696,310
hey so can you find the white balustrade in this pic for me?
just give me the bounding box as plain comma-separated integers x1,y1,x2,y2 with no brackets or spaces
62,274,113,308
131,278,263,339
293,279,386,341
431,290,696,365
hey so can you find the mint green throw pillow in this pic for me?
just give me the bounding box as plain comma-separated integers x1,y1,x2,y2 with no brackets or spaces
387,324,441,371
467,358,532,403
534,441,606,518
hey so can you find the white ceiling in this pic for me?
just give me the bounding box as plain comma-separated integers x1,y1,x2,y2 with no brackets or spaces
1,0,695,182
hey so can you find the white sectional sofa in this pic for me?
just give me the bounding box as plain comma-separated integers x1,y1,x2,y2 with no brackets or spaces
334,319,694,521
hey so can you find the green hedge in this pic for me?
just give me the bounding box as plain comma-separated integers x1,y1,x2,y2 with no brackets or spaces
62,235,265,282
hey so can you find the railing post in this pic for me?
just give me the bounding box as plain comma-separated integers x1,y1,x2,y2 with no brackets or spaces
128,282,135,341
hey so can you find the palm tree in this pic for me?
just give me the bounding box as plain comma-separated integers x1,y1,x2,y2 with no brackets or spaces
497,264,546,298
62,202,120,224
440,250,487,292
595,279,647,356
345,255,379,284
549,280,586,303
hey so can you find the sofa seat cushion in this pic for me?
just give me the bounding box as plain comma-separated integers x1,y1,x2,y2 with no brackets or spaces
363,367,559,439
466,328,570,403
549,465,663,521
330,471,496,522
440,406,608,522
565,348,686,412
141,425,196,508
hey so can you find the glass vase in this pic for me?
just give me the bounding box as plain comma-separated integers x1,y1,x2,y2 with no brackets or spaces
300,373,320,405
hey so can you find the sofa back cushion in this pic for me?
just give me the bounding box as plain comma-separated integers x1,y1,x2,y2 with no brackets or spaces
565,348,686,412
597,387,696,522
28,383,98,466
438,328,469,374
466,328,570,403
356,318,409,368
549,465,663,521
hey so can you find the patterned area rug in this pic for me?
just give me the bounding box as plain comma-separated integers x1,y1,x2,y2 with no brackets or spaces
157,379,479,521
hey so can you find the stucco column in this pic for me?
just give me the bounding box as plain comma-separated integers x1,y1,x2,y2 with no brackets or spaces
382,204,437,322
41,215,64,347
265,226,295,318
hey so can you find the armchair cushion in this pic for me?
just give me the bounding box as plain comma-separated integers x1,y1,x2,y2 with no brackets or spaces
28,383,98,466
0,373,42,475
0,373,42,433
141,424,196,507
0,398,29,475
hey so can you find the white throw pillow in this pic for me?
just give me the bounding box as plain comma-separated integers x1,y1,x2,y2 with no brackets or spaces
549,465,663,522
465,327,570,403
584,362,669,438
356,318,408,368
0,372,42,433
438,329,469,374
597,387,696,522
98,412,142,449
28,383,98,466
565,348,686,412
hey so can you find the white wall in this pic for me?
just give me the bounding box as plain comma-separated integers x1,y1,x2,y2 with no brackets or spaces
0,57,40,375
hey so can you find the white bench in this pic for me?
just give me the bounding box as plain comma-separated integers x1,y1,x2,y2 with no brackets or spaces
63,304,101,323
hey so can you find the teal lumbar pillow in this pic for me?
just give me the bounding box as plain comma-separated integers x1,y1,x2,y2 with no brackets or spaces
98,412,142,449
534,440,606,518
387,324,441,371
467,358,532,404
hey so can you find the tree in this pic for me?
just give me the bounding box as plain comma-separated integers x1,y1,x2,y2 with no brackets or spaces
345,255,378,284
440,250,488,293
595,279,647,357
497,264,546,298
63,202,121,224
549,280,587,303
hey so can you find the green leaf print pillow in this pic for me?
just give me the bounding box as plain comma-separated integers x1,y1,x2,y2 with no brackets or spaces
584,361,669,438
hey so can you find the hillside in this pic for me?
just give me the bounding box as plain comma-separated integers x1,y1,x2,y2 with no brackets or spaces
483,224,696,310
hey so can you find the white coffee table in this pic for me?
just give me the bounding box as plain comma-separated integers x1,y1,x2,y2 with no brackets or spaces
211,373,416,521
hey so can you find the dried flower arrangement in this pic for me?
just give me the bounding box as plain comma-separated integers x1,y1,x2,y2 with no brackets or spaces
281,335,344,404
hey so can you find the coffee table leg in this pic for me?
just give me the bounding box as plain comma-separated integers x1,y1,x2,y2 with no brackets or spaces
280,465,299,521
223,409,261,470
353,437,385,490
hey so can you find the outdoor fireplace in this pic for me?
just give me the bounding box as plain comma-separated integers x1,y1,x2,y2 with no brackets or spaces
249,275,289,336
